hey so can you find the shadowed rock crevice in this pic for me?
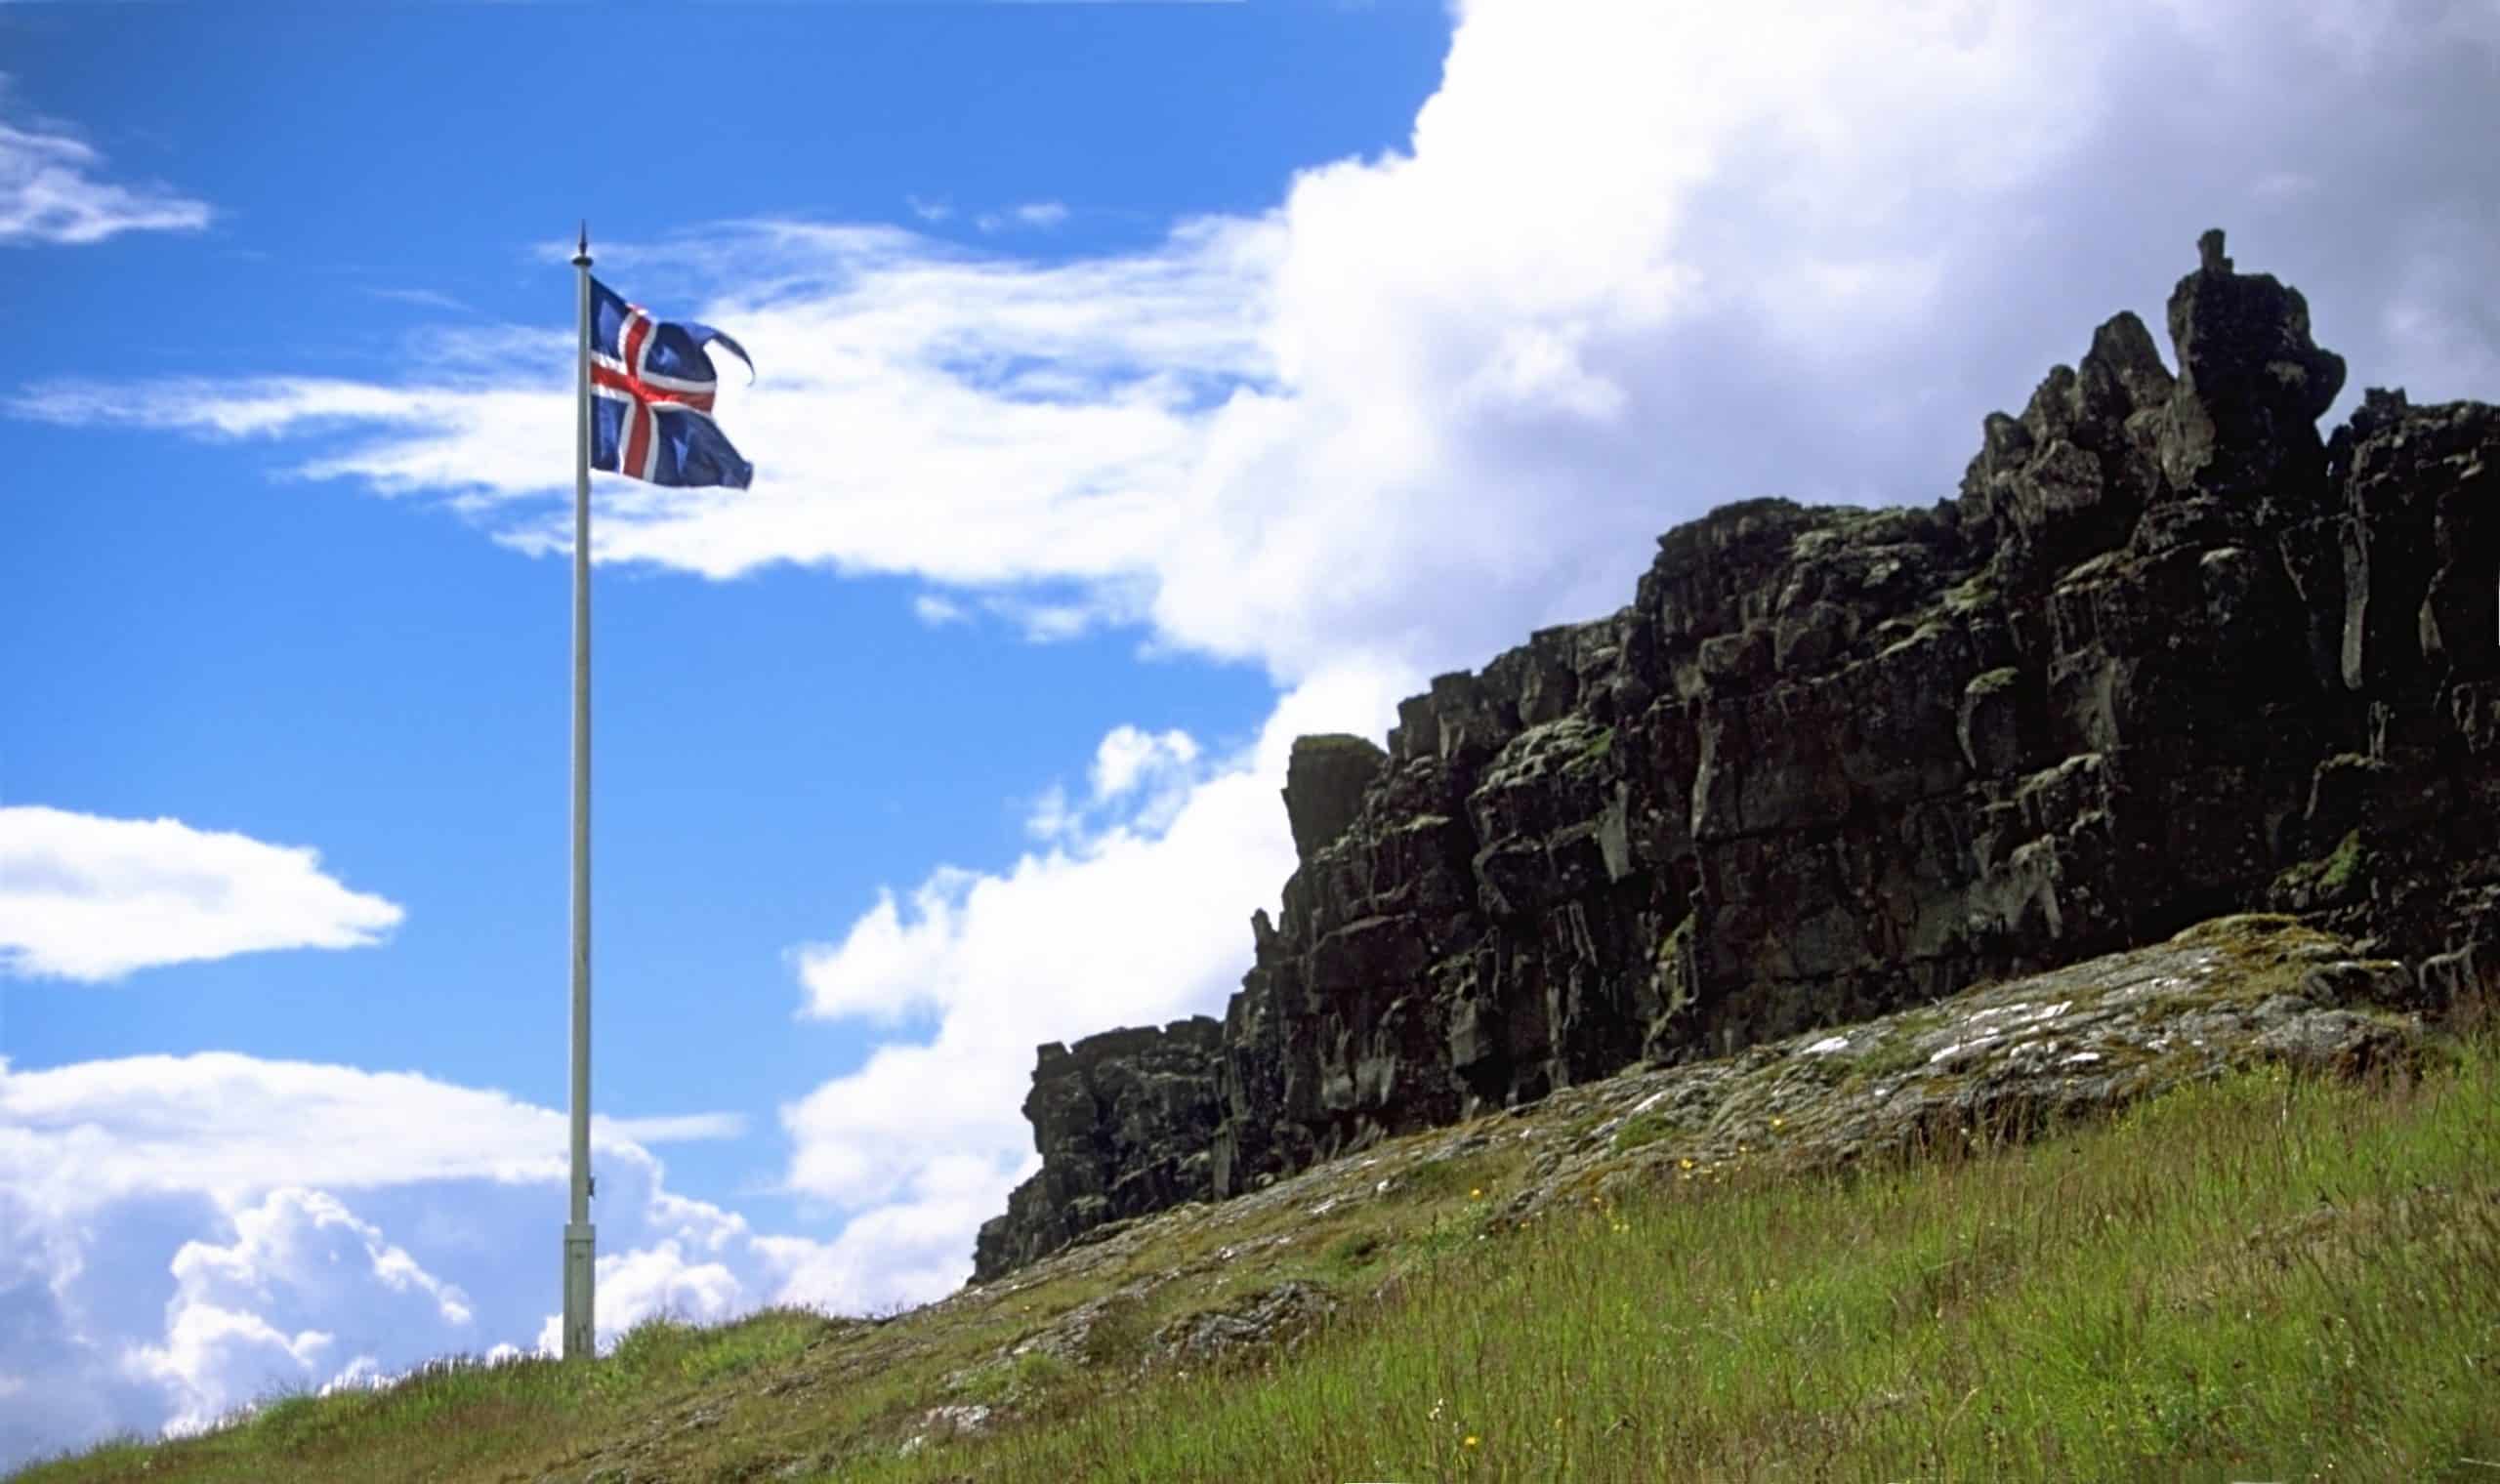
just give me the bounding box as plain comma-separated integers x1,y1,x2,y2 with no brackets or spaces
972,229,2500,1279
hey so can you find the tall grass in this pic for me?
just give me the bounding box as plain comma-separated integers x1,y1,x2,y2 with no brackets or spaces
868,1044,2500,1483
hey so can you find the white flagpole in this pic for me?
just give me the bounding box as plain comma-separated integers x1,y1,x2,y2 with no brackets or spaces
563,222,598,1362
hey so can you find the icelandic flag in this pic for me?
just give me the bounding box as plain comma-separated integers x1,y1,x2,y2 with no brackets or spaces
589,276,755,488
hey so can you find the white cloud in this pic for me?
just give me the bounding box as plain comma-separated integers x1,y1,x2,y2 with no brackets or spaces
0,806,406,983
0,1052,784,1468
904,194,953,224
982,596,1106,642
0,1051,742,1216
979,200,1069,233
27,2,2491,689
0,84,212,246
1089,724,1197,803
122,1301,333,1438
754,1147,1031,1315
317,1355,387,1396
529,1239,745,1358
126,1187,476,1435
362,286,473,313
169,1188,473,1329
1020,725,1208,845
783,721,1284,1050
1031,724,1205,844
1022,784,1074,842
911,593,970,626
779,748,1292,1204
773,662,1409,1288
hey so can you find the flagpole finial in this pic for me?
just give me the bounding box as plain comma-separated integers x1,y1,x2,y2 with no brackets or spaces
573,221,591,268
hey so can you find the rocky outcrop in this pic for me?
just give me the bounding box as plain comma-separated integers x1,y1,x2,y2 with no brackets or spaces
963,914,2432,1372
976,229,2500,1278
972,1016,1224,1282
1283,734,1389,861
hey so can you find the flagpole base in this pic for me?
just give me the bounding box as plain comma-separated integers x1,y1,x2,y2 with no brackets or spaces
562,1222,597,1361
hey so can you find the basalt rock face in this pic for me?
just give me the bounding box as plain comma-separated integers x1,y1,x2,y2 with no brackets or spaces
975,230,2500,1278
1283,734,1390,860
971,1016,1225,1283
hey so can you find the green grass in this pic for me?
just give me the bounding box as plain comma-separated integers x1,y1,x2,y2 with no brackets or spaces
896,1045,2500,1484
1608,1110,1674,1152
17,1032,2500,1483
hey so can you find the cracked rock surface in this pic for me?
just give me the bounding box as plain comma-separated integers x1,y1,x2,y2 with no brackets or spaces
975,227,2497,1284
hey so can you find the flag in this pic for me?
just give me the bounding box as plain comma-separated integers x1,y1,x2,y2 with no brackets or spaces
588,276,756,488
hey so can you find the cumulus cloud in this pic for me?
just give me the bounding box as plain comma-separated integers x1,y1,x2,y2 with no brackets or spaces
0,1051,787,1468
0,806,406,983
1022,724,1204,845
125,1187,477,1435
0,82,212,246
778,736,1290,1218
773,663,1410,1287
529,1239,745,1358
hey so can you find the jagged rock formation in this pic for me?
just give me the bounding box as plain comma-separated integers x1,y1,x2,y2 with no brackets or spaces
1281,733,1389,860
972,1016,1223,1282
974,229,2499,1278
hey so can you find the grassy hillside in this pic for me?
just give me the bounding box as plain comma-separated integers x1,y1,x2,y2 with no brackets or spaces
18,1012,2500,1481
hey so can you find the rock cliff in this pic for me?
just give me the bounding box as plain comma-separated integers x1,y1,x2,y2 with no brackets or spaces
974,230,2500,1279
973,1016,1224,1282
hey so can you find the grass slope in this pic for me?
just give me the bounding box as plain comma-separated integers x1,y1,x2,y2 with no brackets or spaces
18,1029,2500,1482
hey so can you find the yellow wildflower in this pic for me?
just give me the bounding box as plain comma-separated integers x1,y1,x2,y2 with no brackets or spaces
1463,1435,1479,1448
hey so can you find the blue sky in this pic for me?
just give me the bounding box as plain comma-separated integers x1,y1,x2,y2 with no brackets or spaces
4,0,2496,1467
8,2,1440,1187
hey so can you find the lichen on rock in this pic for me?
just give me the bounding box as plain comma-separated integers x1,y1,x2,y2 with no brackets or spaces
971,228,2500,1284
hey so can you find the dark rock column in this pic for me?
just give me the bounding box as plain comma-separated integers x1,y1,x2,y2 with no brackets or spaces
1283,734,1388,860
2158,227,2347,501
971,1015,1224,1282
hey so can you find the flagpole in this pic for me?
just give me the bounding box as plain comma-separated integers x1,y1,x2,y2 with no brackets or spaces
563,221,597,1363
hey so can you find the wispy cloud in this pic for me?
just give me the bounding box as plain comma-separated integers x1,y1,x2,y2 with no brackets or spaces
910,593,969,625
362,286,473,313
975,200,1069,232
0,806,404,982
0,80,212,246
24,213,1287,624
904,194,952,224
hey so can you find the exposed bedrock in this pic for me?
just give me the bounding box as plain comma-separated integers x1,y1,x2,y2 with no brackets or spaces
974,229,2500,1277
971,1016,1225,1284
